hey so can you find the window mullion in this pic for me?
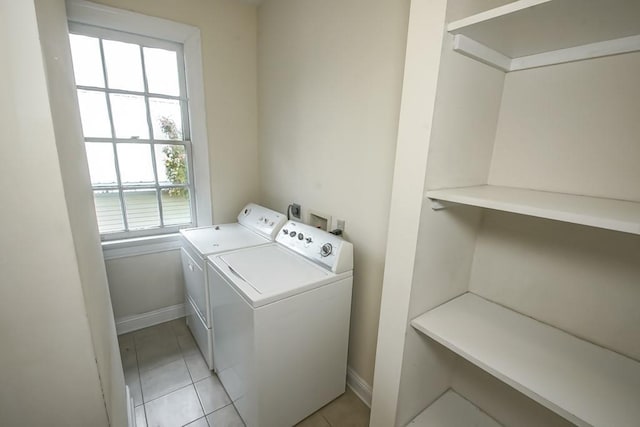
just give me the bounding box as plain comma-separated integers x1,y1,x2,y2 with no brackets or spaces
98,37,129,233
175,46,196,226
176,46,191,141
183,142,197,227
76,84,185,102
140,45,165,228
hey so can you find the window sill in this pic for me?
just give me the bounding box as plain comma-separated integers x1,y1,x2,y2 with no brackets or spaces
102,233,183,260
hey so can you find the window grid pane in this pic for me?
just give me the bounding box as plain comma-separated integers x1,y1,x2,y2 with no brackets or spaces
154,144,189,186
77,90,112,137
150,98,184,140
109,93,150,139
103,39,144,91
161,188,192,226
93,190,125,233
123,189,160,230
69,34,105,87
116,143,155,185
85,142,117,186
143,47,180,96
71,27,195,238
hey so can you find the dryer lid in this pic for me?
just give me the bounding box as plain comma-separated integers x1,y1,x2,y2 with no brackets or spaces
214,244,339,307
180,223,269,256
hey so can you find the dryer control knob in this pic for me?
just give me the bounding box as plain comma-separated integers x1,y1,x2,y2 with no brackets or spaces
290,231,297,238
298,233,304,241
321,243,333,257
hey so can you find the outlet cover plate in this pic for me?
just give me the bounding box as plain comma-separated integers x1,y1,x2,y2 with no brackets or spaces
291,203,301,219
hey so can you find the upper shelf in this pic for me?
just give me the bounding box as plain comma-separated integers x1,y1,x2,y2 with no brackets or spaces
425,185,640,235
411,293,640,427
448,0,640,71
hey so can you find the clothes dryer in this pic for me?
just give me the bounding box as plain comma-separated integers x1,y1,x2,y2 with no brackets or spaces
179,203,286,369
208,220,353,427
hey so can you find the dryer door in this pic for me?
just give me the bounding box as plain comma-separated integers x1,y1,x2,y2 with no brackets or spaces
181,248,208,326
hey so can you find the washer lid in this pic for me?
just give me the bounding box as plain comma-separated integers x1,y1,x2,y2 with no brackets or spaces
213,244,339,307
180,223,269,256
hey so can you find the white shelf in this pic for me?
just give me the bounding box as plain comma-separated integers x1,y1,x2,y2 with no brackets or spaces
425,185,640,235
407,390,501,427
411,293,640,427
448,0,640,71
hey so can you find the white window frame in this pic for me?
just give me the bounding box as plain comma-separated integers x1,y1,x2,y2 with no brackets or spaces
66,0,212,251
71,23,196,239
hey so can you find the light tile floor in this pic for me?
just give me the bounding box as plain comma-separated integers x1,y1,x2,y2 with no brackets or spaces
119,319,370,427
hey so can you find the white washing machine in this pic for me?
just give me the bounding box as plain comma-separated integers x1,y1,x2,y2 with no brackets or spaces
179,203,286,370
207,220,354,427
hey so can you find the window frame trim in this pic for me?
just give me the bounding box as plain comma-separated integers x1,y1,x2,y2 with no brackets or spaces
71,24,197,238
66,0,212,243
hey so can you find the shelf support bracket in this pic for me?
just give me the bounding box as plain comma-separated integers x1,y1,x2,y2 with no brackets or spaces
451,34,512,72
429,198,450,211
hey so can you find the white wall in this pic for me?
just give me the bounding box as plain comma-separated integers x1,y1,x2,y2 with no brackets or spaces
257,0,410,387
0,1,109,425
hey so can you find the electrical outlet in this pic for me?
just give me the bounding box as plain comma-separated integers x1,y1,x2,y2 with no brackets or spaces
291,203,301,219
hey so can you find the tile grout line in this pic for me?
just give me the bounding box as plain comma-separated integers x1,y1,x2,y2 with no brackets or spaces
182,415,209,427
171,320,215,427
172,322,238,423
127,321,237,426
132,332,148,427
187,415,209,427
136,323,194,406
172,322,209,419
166,320,209,424
144,382,195,405
173,320,235,420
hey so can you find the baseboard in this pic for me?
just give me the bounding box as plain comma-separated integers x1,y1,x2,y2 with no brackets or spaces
116,303,185,335
347,366,372,408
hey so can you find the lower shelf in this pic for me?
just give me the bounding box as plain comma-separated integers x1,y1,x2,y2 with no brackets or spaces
407,390,501,427
410,293,640,427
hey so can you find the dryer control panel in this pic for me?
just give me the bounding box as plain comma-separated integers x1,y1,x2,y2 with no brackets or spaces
276,220,353,274
237,203,287,240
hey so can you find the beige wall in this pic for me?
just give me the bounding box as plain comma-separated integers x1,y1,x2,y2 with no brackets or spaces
489,52,640,201
35,2,128,424
91,0,260,224
87,0,260,322
0,1,109,425
107,250,184,319
257,0,410,386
